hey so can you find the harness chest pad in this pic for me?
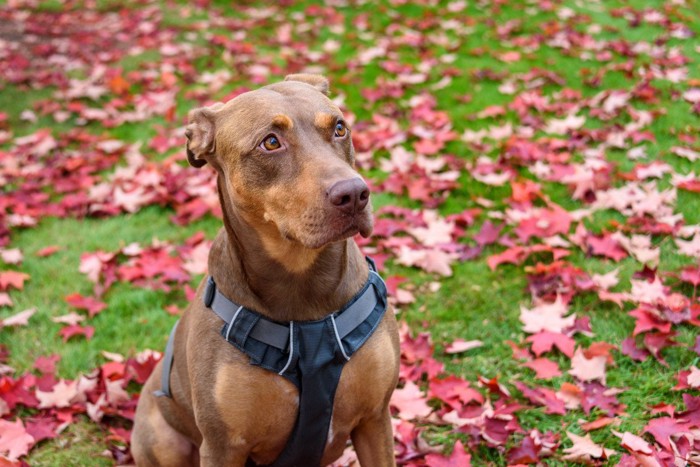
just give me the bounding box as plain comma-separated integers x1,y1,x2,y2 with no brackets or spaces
155,260,388,467
221,271,387,389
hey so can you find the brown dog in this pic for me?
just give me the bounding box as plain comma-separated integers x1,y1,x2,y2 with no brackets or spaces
132,74,400,467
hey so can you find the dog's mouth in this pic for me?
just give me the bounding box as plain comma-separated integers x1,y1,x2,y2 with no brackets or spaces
291,211,373,250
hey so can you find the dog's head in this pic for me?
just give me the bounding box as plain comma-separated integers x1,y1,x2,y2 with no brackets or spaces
185,74,373,251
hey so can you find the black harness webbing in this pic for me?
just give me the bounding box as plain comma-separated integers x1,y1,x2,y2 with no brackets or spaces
155,258,388,467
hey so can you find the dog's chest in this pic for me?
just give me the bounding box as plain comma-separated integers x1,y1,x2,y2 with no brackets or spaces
211,362,361,463
213,364,298,450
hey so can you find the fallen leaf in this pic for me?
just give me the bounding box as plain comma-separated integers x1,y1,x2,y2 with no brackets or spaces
36,379,79,409
64,293,107,318
569,348,607,384
445,339,483,354
562,431,616,462
614,430,653,455
526,331,575,357
0,418,35,461
0,308,37,328
390,381,433,420
0,272,30,291
58,324,95,342
523,358,562,379
520,297,576,334
424,440,471,466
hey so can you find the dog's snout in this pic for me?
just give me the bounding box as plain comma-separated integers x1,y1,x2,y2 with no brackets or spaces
327,179,370,214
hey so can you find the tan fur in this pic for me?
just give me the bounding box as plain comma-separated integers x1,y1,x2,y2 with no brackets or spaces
272,114,293,130
314,112,336,130
132,75,400,467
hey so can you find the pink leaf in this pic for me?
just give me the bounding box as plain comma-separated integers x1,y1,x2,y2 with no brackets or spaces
0,418,35,461
1,308,36,328
569,348,607,384
523,358,562,379
445,339,483,354
562,432,616,463
425,440,471,466
390,381,433,420
59,324,95,342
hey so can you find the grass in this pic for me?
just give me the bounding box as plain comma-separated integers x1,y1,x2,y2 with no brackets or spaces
1,0,699,464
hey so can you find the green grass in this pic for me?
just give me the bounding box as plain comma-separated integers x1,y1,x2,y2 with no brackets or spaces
4,208,218,377
1,0,699,464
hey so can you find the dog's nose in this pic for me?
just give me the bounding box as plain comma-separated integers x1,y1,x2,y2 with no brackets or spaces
327,178,370,214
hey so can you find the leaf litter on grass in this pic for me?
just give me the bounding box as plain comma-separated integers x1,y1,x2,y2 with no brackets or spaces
1,0,700,465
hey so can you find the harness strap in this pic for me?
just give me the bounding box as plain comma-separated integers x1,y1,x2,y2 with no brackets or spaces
204,269,384,352
154,257,388,467
153,320,179,398
154,259,385,397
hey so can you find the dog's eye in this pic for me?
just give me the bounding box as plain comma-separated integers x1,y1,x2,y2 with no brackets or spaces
261,135,282,151
334,121,348,138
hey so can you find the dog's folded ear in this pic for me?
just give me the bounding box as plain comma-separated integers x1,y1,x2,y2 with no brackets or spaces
284,74,329,95
185,103,224,168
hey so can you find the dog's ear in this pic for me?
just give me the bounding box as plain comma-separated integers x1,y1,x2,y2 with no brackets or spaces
284,74,329,95
185,103,224,168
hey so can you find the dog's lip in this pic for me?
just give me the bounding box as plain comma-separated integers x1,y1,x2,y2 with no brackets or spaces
300,217,369,249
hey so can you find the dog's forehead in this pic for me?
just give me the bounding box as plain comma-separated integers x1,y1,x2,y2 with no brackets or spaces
223,83,341,127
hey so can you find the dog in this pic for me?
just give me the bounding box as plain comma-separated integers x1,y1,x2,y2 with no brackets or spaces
132,74,400,467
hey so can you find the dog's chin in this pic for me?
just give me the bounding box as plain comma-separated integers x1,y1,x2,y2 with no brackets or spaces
295,216,374,250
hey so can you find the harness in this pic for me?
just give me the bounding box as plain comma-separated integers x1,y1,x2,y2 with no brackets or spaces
155,258,388,467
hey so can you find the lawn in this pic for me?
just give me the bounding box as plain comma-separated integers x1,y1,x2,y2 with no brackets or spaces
1,0,699,465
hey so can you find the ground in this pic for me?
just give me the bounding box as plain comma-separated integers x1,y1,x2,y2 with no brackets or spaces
0,0,699,465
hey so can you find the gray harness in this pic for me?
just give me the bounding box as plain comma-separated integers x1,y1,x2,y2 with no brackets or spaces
155,258,388,467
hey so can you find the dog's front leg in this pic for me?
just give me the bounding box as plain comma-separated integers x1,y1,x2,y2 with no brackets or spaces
198,439,248,467
351,409,396,467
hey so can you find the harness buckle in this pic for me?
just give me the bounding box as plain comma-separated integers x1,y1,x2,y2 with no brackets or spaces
203,276,216,308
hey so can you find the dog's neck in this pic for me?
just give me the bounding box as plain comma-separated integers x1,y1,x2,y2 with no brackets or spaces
208,192,369,322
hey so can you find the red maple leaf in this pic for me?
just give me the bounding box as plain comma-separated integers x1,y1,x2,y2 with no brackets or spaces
0,375,39,410
390,381,433,420
506,340,533,360
36,246,61,257
580,382,624,416
126,351,161,385
0,418,35,461
643,331,677,366
523,358,562,379
643,417,689,451
507,432,542,464
424,440,471,466
24,416,59,444
628,307,671,335
473,221,502,246
677,394,700,426
580,416,617,432
0,271,30,291
487,245,569,270
64,293,107,318
429,375,484,410
394,420,423,463
620,337,650,362
58,324,95,342
515,206,572,243
587,233,627,261
514,382,566,415
33,354,60,374
526,331,575,357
